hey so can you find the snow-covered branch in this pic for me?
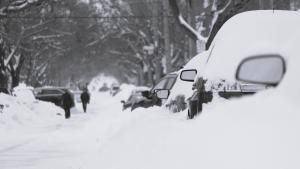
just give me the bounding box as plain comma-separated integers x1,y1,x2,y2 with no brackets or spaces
0,0,43,16
4,39,21,66
216,0,232,14
206,0,232,40
86,31,112,48
178,14,207,42
24,20,53,32
32,34,64,41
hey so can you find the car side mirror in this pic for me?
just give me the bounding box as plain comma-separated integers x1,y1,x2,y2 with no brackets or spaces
236,54,286,86
156,89,170,99
180,69,197,82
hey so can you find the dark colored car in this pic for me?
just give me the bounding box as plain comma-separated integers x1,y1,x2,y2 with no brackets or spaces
34,87,75,108
121,72,178,111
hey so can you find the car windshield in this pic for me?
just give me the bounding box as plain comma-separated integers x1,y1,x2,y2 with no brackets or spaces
165,77,177,90
151,78,169,91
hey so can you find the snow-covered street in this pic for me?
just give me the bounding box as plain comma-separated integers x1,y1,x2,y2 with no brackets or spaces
0,83,187,169
2,83,300,169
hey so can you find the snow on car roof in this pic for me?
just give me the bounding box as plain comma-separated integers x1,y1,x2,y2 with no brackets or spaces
183,51,209,71
203,10,300,82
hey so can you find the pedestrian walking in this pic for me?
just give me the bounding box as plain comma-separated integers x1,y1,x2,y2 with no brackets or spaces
80,88,90,113
62,91,74,119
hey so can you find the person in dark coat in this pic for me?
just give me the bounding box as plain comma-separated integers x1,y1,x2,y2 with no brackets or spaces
80,88,90,113
62,91,74,119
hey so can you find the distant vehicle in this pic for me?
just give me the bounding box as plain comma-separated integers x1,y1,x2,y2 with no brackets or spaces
110,83,120,96
121,72,178,111
98,83,110,92
34,87,75,108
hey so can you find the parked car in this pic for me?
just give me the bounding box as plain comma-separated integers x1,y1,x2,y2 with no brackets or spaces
163,51,209,113
121,87,150,111
158,10,300,119
110,83,121,96
34,87,75,108
121,72,178,111
184,11,300,168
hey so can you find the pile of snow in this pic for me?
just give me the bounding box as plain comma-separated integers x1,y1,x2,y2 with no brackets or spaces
13,83,36,103
116,84,149,101
0,84,64,130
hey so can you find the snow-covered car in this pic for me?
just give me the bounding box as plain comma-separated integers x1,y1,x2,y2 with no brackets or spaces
161,51,208,113
121,87,150,111
157,10,300,118
34,87,75,108
110,83,121,96
182,10,300,169
183,10,300,119
122,72,178,111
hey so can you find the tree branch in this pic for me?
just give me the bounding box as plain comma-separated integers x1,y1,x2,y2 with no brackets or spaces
0,0,45,16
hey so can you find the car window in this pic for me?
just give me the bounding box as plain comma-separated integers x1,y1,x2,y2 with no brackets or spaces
165,77,176,90
41,89,62,95
152,78,169,91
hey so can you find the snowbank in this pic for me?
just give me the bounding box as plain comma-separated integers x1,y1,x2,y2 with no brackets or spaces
13,83,36,103
0,84,64,130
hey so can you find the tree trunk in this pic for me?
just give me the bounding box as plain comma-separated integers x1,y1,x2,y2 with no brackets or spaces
163,0,172,73
187,1,197,58
0,40,8,88
0,73,8,88
273,0,290,9
9,54,24,88
258,0,264,9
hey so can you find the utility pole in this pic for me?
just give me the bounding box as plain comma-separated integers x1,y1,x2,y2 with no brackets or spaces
163,0,171,73
258,0,264,9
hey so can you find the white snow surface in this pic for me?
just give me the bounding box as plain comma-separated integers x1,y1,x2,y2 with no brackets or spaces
0,72,299,169
0,83,64,130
